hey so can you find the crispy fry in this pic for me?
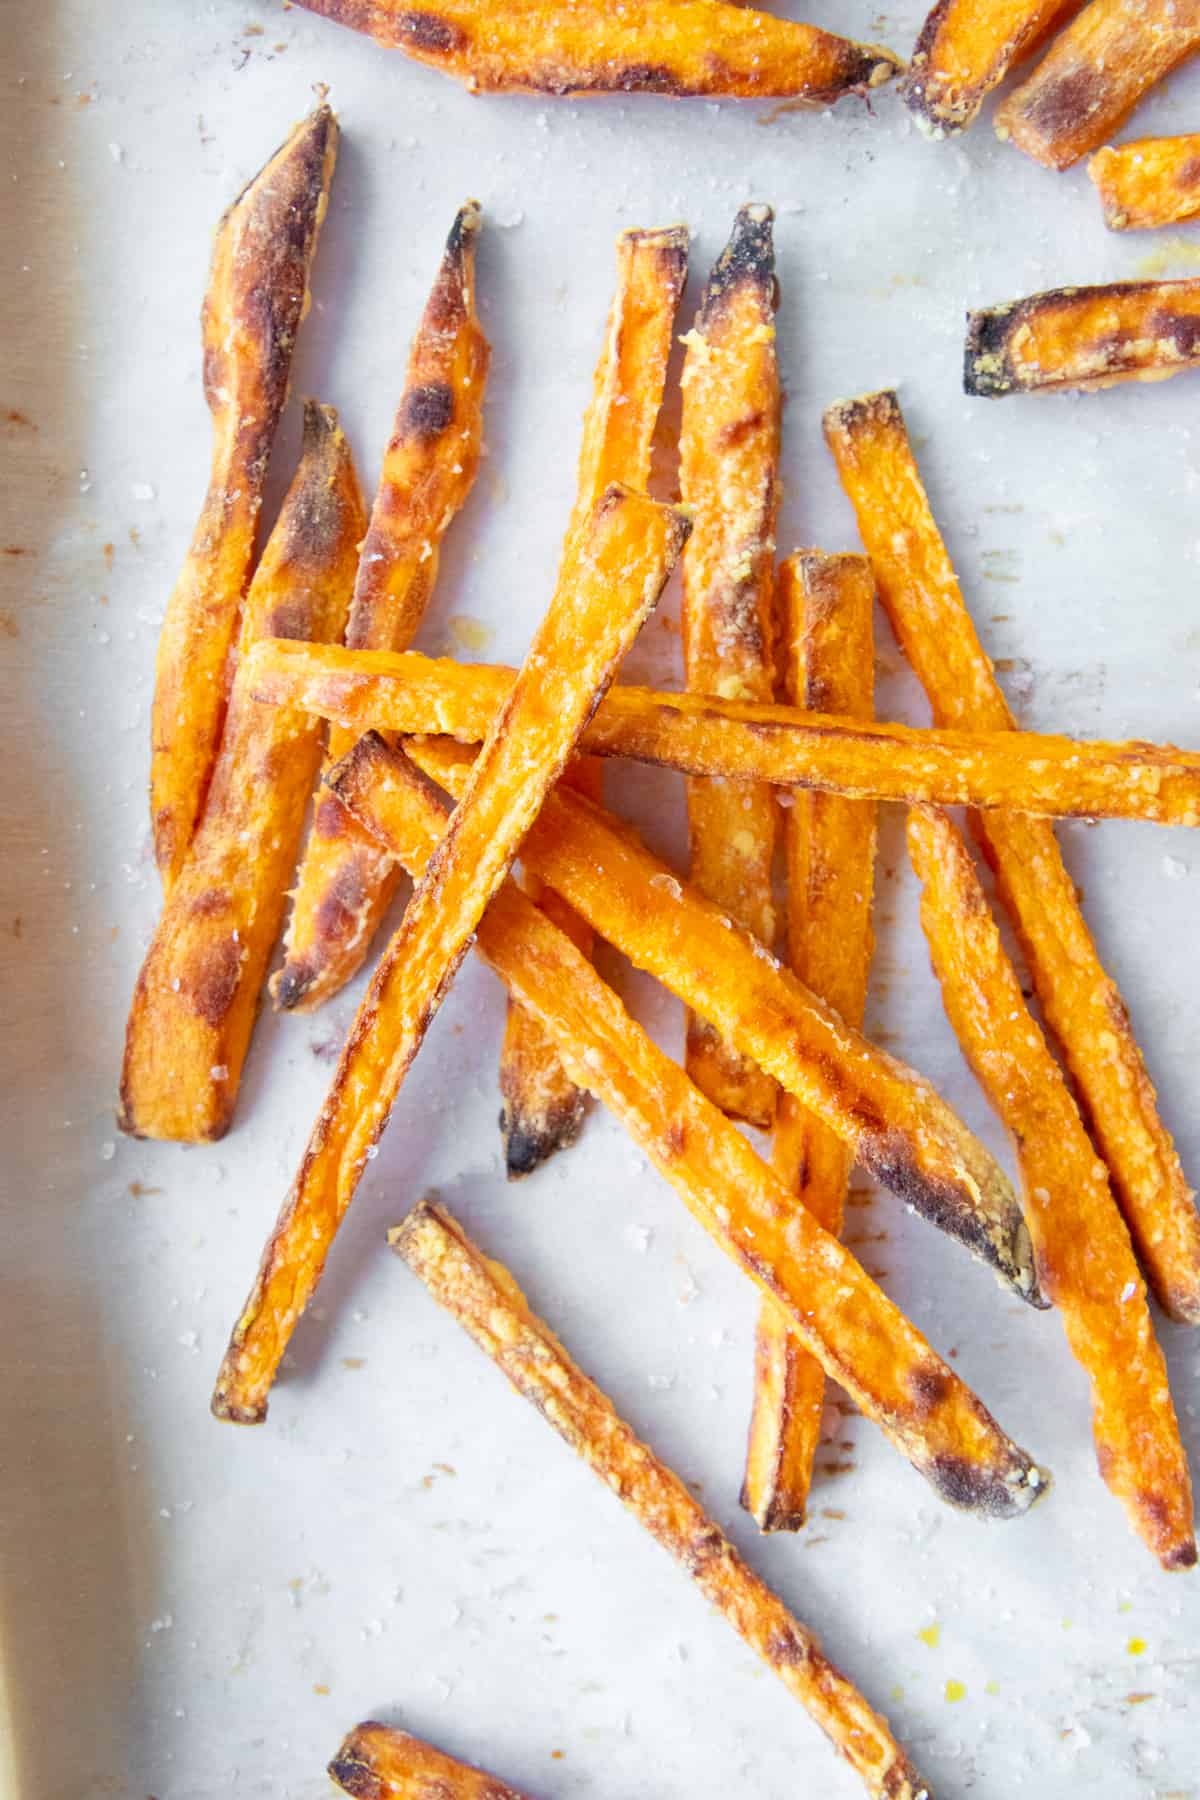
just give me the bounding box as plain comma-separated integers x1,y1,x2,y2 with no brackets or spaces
501,224,689,1176
212,487,688,1424
119,405,364,1142
1090,133,1200,229
244,638,1200,827
295,0,900,102
908,806,1196,1571
273,201,489,1014
995,0,1200,170
329,1722,529,1799
743,551,877,1532
150,106,337,890
900,0,1079,135
824,386,1200,1325
965,278,1200,396
680,205,781,1127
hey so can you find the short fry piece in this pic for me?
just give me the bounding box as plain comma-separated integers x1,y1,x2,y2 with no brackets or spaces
329,1722,529,1799
743,551,877,1532
151,105,337,890
901,0,1079,135
681,204,781,1127
824,387,1200,1325
1090,132,1200,230
965,278,1200,396
273,201,489,1013
119,403,365,1142
995,0,1200,169
296,0,900,102
244,638,1200,827
908,806,1196,1571
212,487,688,1424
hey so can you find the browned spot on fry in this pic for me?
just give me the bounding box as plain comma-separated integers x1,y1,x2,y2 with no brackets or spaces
908,1364,951,1415
315,859,365,940
189,886,229,919
1025,66,1107,145
314,794,352,840
190,937,242,1027
398,380,455,442
395,9,462,53
3,545,28,557
327,1757,384,1800
615,63,684,94
4,409,34,428
767,1623,813,1667
264,597,314,640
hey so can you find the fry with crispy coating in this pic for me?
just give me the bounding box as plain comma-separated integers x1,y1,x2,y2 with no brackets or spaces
501,223,688,1178
244,637,1200,827
151,105,337,890
120,405,365,1142
825,386,1200,1325
211,487,688,1424
329,1722,529,1799
908,806,1196,1571
965,278,1200,396
900,0,1079,135
995,0,1200,169
680,204,781,1128
273,201,489,1014
1090,133,1200,229
296,0,900,102
743,551,877,1533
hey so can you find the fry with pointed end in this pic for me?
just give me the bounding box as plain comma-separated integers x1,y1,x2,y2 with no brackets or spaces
212,487,688,1424
900,0,1079,136
120,404,364,1143
500,223,688,1179
151,105,338,890
244,637,1200,826
329,1722,530,1799
965,278,1200,396
1090,133,1200,229
272,201,489,1014
295,0,901,102
995,0,1200,169
824,387,1200,1325
680,204,781,1128
743,551,878,1533
908,806,1196,1571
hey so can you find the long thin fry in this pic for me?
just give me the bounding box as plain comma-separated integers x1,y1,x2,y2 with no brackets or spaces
900,0,1079,135
743,551,877,1532
151,105,337,890
212,487,688,1424
965,278,1200,396
244,637,1200,827
119,404,365,1142
680,204,780,1128
1090,133,1200,230
824,386,1200,1325
500,223,688,1177
295,0,901,101
329,1722,529,1799
908,806,1196,1571
272,200,489,1013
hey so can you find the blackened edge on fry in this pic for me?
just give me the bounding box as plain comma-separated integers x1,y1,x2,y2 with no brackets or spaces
699,201,775,318
963,300,1023,396
500,1086,587,1180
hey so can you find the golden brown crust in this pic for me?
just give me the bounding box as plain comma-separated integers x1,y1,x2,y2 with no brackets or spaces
1089,133,1200,229
900,0,1078,135
150,105,337,890
329,1722,529,1799
965,278,1200,395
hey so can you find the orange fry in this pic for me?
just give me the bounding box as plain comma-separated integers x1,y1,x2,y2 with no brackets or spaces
1090,133,1200,229
273,201,489,1013
743,551,877,1532
119,405,365,1142
680,204,781,1127
211,487,688,1424
151,105,337,890
901,0,1079,135
330,1722,530,1799
393,1203,931,1800
824,386,1200,1325
908,806,1196,1571
965,278,1200,396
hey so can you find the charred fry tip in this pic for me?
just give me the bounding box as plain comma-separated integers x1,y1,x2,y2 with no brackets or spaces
326,1757,382,1800
929,1449,1051,1518
223,99,338,224
619,221,690,254
700,201,775,316
963,302,1023,397
822,387,902,439
500,1091,587,1181
210,1386,267,1426
270,961,318,1011
741,1482,807,1534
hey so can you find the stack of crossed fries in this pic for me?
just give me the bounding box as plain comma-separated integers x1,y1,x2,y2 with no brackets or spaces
119,101,1200,1800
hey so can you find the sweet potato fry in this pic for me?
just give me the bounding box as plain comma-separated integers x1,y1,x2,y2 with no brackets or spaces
295,0,900,102
501,224,688,1177
119,404,365,1142
995,0,1200,170
244,638,1200,827
901,0,1079,135
329,1722,529,1799
824,387,1200,1325
908,806,1196,1571
211,487,688,1424
965,278,1200,396
272,201,489,1014
680,204,781,1128
151,105,337,890
743,551,878,1533
1090,133,1200,229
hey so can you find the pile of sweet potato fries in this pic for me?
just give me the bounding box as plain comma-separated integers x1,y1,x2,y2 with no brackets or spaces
121,103,1200,1800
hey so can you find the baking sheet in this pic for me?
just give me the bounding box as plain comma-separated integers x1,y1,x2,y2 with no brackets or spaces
4,3,1200,1795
